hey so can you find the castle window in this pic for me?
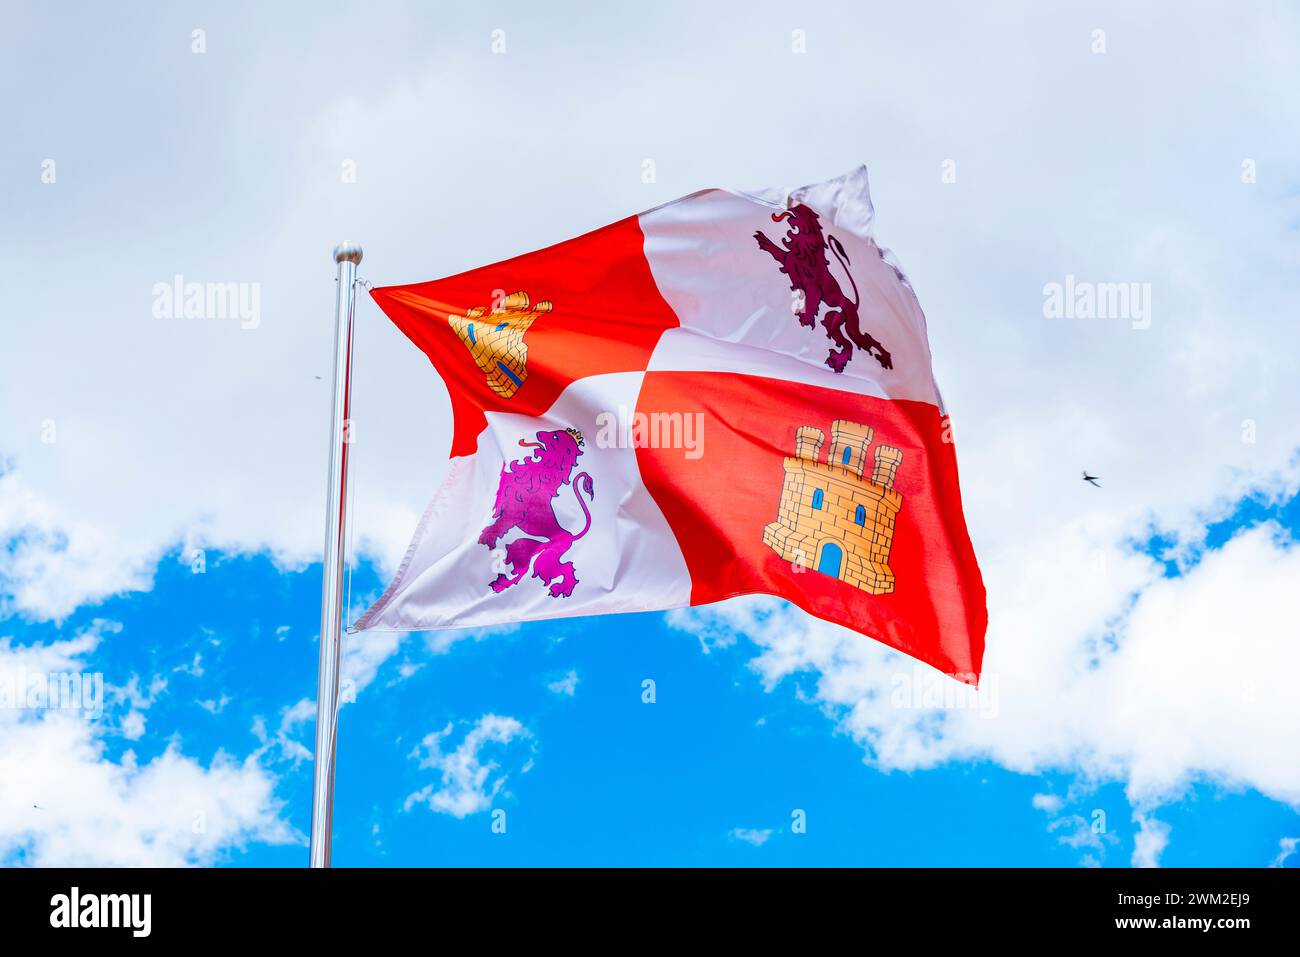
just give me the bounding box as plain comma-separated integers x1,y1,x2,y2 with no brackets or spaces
855,505,866,526
841,447,852,465
812,488,824,510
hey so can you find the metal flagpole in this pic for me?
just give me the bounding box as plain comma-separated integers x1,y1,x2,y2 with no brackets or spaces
310,241,363,868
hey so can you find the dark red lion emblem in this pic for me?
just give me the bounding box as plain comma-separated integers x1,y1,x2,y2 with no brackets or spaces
479,427,595,598
754,203,893,373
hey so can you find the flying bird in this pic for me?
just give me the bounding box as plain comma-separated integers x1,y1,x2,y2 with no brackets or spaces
1081,471,1101,487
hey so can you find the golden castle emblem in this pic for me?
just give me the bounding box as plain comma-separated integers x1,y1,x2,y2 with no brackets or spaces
448,291,551,398
762,420,904,595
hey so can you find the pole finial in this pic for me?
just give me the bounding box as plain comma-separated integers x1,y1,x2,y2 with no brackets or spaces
333,242,363,265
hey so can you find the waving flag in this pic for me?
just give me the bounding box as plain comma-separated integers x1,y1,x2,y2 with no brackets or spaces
355,167,986,683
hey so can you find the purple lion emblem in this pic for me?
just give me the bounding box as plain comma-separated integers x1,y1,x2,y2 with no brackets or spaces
478,427,595,598
754,203,893,374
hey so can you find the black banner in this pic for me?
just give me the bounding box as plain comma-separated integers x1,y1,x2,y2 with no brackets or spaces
0,867,1291,942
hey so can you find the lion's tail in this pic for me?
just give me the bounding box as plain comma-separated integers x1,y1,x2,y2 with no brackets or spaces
829,234,859,308
571,471,595,540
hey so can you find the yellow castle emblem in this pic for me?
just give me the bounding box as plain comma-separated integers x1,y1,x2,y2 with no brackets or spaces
762,420,904,594
448,291,551,399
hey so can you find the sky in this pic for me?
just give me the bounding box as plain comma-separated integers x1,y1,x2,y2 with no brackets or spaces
2,0,1299,866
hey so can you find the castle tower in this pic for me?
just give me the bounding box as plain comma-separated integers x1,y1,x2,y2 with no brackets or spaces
828,419,874,477
762,419,906,596
871,446,903,489
794,426,824,461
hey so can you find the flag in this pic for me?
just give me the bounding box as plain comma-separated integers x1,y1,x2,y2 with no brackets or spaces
355,166,986,683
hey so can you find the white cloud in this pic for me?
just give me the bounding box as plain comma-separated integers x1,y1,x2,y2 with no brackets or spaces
1270,837,1298,868
0,471,158,623
671,500,1300,863
198,694,232,715
251,698,316,770
1049,816,1106,852
1033,792,1120,864
422,623,522,657
108,672,168,712
1131,814,1171,868
172,653,204,678
730,827,773,847
393,661,425,682
106,669,167,743
404,715,533,819
120,711,146,741
547,670,579,697
0,624,294,865
1031,793,1064,814
341,629,406,701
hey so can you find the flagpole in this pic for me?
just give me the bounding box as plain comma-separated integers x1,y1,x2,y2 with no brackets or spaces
310,241,363,868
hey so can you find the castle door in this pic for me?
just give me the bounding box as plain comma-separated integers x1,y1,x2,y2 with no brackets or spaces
817,542,843,578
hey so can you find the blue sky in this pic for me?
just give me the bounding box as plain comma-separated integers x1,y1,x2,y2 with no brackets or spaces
5,481,1296,866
